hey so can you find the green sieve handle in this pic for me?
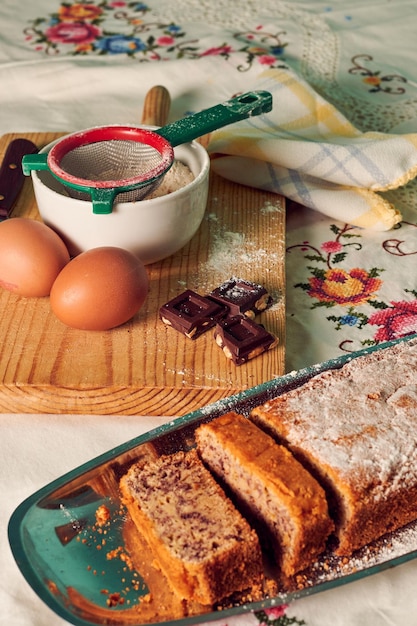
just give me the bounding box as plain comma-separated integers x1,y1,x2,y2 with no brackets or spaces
21,90,272,176
156,90,272,147
22,152,48,174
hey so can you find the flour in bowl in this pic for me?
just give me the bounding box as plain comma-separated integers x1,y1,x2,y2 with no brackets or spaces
147,160,194,198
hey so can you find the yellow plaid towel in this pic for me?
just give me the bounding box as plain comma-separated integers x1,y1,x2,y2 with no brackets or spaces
207,67,417,230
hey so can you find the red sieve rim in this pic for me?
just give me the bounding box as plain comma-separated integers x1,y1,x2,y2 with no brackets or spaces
47,125,175,189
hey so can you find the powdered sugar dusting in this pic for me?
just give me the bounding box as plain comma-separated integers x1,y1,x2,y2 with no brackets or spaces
297,520,417,590
257,338,417,498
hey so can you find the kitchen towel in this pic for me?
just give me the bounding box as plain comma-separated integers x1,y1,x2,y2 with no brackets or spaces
208,66,417,230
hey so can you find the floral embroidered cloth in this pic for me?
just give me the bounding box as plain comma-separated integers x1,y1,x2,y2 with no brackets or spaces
2,2,417,626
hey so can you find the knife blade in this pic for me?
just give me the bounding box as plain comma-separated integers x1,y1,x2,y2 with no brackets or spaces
0,138,38,220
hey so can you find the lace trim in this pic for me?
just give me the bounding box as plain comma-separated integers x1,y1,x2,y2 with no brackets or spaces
297,7,417,132
156,0,417,134
152,0,289,31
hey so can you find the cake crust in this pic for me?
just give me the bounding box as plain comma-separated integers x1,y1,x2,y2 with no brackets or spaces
251,338,417,555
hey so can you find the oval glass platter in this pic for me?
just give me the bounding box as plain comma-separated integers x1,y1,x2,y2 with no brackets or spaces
8,335,417,626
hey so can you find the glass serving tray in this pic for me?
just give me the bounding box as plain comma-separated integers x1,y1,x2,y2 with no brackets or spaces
8,336,417,626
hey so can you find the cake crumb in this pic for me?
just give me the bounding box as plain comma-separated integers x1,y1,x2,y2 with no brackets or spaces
95,504,111,527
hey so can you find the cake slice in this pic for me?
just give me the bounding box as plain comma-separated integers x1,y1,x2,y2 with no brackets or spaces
119,449,264,605
250,338,417,555
195,412,334,577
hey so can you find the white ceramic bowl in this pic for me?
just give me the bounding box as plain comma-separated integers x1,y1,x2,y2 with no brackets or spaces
31,128,210,264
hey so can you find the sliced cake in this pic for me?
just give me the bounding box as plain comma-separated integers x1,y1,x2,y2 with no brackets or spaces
195,411,334,576
119,449,264,605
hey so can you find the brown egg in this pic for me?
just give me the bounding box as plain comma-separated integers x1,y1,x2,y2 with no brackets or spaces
0,217,70,297
50,246,149,330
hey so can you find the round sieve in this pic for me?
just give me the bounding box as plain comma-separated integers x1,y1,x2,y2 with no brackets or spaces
22,90,273,214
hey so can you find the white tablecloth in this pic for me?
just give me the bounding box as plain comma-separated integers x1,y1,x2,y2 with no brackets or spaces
2,1,417,625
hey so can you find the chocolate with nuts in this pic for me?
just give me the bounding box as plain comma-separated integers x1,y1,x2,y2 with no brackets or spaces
214,315,278,365
159,289,227,339
209,277,272,320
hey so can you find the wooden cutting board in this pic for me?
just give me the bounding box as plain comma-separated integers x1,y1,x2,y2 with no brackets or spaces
0,131,285,415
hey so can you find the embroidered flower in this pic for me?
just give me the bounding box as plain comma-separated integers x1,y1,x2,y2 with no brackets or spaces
308,268,382,306
75,42,95,53
247,46,269,55
156,35,176,47
58,3,103,22
258,54,278,66
368,300,417,342
95,34,145,54
363,75,381,87
348,54,407,95
46,22,101,45
200,45,233,57
264,605,288,618
340,314,359,326
321,240,343,254
255,603,305,625
271,45,286,55
165,24,182,34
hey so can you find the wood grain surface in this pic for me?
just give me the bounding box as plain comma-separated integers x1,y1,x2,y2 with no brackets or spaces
0,129,285,416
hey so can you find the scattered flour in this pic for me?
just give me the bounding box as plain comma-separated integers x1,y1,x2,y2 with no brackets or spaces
201,203,284,286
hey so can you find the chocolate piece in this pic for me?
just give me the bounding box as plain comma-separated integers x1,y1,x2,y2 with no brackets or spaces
214,316,278,365
159,289,227,339
209,277,272,320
